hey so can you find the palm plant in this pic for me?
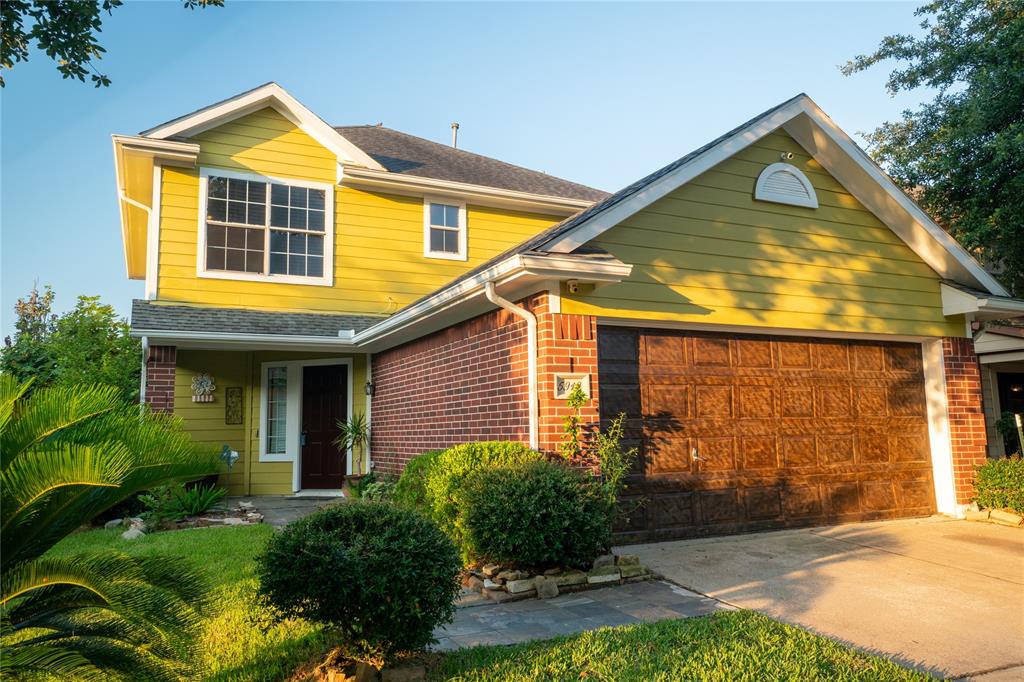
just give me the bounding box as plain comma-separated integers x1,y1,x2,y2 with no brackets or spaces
334,412,370,477
0,375,222,680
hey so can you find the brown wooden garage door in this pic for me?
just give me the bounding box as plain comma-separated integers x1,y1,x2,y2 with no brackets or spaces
598,327,936,543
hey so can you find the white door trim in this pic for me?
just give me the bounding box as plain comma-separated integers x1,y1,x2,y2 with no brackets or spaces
921,339,959,517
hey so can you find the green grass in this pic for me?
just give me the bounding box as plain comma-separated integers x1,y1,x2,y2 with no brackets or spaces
433,611,930,681
49,525,330,682
49,526,929,682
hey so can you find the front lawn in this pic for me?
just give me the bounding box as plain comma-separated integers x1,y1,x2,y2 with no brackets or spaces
50,526,929,681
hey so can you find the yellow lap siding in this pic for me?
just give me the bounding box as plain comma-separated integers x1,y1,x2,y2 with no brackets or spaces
174,350,368,496
155,108,562,314
562,129,965,338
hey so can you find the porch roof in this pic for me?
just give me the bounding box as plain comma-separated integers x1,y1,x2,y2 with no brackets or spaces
131,300,382,339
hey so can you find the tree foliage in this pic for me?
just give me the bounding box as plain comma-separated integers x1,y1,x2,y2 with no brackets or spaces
0,0,224,88
2,287,141,401
0,376,222,680
842,0,1024,295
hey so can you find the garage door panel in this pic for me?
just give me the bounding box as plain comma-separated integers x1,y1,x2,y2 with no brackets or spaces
600,327,936,541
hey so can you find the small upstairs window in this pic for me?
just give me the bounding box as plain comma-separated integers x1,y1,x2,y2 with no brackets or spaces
424,199,467,260
201,169,333,285
754,162,818,209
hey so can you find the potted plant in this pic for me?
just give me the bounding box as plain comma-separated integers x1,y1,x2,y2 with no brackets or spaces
334,413,370,496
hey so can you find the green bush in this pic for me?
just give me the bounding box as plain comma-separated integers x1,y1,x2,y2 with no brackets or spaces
140,482,227,525
393,449,443,509
974,457,1024,513
424,441,542,544
362,475,397,502
256,501,461,662
457,460,612,568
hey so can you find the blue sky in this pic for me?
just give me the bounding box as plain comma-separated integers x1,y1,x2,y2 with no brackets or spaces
0,1,930,337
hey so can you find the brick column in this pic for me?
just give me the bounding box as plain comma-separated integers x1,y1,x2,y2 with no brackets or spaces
532,293,600,455
145,345,177,414
942,337,987,505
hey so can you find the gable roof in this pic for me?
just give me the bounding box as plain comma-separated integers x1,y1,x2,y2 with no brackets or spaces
457,93,1006,297
334,125,607,202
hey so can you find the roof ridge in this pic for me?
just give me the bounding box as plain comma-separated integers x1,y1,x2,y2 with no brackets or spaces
333,124,606,196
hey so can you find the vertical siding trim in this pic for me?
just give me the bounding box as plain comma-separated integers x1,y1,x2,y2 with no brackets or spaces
922,338,956,516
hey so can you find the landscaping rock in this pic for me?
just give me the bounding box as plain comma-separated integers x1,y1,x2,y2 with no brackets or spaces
222,517,246,526
619,565,647,578
543,567,563,576
593,554,616,569
104,519,124,530
534,575,559,599
464,576,484,592
128,516,144,526
587,566,621,584
237,501,255,510
497,569,527,582
616,554,641,567
990,509,1024,527
381,665,426,682
121,528,145,540
555,570,588,587
482,578,502,591
505,578,536,594
485,587,535,603
482,563,501,578
245,512,264,522
965,509,991,522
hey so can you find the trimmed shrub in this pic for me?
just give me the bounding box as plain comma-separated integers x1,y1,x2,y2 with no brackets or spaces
393,449,443,510
256,501,461,662
424,441,542,544
974,457,1024,513
457,460,612,568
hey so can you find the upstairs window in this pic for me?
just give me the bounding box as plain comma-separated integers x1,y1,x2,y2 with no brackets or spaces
423,199,467,261
201,170,333,285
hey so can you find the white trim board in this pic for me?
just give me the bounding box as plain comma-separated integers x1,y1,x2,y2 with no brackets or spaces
257,357,354,493
541,94,1007,297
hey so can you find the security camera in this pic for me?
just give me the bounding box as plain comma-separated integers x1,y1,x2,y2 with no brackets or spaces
567,279,580,294
781,152,795,161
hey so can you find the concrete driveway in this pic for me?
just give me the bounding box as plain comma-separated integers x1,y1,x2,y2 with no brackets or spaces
621,517,1024,680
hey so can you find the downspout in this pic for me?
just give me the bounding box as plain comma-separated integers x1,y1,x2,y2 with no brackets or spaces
484,281,538,449
139,335,149,414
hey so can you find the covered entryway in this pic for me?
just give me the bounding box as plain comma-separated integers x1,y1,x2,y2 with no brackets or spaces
599,327,936,543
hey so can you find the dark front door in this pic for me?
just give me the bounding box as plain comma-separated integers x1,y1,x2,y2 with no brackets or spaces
599,327,935,543
301,364,347,489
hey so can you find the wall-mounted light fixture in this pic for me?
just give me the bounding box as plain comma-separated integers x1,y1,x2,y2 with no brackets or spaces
364,381,376,396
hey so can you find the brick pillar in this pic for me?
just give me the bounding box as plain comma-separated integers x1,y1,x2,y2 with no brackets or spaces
532,293,600,455
145,345,177,414
942,337,987,504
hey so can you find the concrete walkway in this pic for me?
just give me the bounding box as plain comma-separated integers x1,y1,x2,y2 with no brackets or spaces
432,579,726,651
622,517,1024,681
226,495,343,528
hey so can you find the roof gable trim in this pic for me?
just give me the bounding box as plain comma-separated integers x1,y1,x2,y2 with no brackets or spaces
542,95,1008,297
141,83,386,172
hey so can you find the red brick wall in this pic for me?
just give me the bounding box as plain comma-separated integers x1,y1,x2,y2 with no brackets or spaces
942,336,988,504
145,345,176,414
370,291,602,474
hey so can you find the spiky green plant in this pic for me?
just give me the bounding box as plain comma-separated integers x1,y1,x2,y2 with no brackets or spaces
334,412,370,477
0,375,222,680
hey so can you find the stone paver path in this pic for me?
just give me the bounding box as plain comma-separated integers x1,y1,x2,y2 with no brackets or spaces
226,495,343,528
433,580,728,651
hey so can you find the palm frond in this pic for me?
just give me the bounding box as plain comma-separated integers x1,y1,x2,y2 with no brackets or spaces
0,374,30,438
2,637,187,681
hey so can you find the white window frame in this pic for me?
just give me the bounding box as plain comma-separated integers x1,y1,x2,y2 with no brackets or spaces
423,197,467,261
257,358,354,492
197,167,335,286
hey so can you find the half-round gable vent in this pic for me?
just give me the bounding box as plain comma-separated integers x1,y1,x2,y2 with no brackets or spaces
754,162,818,209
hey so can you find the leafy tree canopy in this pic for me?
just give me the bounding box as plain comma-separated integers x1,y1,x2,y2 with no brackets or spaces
2,286,141,401
0,0,223,87
842,0,1024,295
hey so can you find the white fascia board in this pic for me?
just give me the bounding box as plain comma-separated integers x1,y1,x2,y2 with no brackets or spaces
784,101,1009,297
941,283,1024,317
519,253,633,281
543,99,808,254
140,83,385,171
131,328,359,348
341,166,595,215
542,94,1007,298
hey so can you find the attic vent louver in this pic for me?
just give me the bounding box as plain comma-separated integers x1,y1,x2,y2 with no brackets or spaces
754,162,818,209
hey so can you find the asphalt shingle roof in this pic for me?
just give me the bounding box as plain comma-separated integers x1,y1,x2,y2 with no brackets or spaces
131,300,380,337
335,125,608,202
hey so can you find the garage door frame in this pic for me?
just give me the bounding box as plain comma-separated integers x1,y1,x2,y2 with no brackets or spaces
596,319,959,535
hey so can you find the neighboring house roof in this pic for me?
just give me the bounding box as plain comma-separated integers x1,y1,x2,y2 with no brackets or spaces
988,326,1024,339
131,300,380,337
335,125,608,202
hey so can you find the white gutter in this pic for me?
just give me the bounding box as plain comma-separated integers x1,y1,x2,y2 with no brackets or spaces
130,328,360,347
484,281,539,449
139,335,149,413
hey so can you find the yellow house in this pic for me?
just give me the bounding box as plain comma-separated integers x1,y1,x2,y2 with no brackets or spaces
115,84,1023,541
